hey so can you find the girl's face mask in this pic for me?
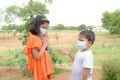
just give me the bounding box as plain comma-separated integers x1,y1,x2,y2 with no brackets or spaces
39,27,47,35
77,40,88,51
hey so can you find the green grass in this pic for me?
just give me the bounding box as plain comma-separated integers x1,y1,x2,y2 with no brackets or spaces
6,68,69,80
0,49,70,79
92,38,120,66
0,31,120,79
9,77,22,80
0,31,120,67
51,37,120,66
0,38,120,66
0,49,25,66
0,73,3,77
9,77,33,80
53,68,70,77
94,31,110,35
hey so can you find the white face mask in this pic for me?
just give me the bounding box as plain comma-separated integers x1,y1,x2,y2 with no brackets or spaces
77,41,88,51
40,27,47,35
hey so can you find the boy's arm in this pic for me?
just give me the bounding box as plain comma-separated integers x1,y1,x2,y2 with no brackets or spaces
68,53,75,62
82,68,90,80
61,48,75,62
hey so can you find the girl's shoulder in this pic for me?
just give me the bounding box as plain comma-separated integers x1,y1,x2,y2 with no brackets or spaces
29,34,39,40
29,33,36,38
28,33,42,44
25,34,42,49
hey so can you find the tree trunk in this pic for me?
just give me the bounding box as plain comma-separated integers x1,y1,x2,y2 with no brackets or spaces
29,0,33,18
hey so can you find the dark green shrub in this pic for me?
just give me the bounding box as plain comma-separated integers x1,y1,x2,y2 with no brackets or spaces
101,60,120,80
49,48,63,65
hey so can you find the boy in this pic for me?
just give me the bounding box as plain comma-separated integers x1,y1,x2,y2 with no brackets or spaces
61,30,95,80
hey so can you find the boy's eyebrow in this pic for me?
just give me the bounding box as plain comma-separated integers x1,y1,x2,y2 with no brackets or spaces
78,39,84,41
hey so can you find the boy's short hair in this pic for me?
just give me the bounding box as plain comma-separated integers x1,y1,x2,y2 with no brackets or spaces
79,30,95,44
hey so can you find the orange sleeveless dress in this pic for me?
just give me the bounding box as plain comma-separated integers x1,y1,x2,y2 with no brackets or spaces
24,34,54,80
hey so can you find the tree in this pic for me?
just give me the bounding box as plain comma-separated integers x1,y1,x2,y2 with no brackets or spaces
4,1,49,24
86,26,94,30
53,24,66,30
4,5,20,24
1,24,15,31
68,26,78,30
101,10,120,34
29,0,52,17
78,24,87,31
0,9,4,28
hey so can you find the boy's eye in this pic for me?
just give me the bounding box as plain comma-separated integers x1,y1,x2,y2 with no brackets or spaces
79,40,84,41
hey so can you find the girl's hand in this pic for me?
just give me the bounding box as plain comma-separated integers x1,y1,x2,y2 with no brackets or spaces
61,48,72,55
42,34,49,45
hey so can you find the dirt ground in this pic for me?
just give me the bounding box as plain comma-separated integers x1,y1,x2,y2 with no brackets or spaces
54,66,101,80
54,71,101,80
0,66,101,80
0,67,32,80
0,31,116,51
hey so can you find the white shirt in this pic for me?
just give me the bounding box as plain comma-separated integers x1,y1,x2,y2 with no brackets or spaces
71,49,94,80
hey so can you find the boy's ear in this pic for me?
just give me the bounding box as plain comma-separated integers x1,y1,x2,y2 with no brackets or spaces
88,41,92,45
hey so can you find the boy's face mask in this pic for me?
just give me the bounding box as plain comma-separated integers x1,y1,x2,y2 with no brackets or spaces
77,40,88,51
39,27,47,35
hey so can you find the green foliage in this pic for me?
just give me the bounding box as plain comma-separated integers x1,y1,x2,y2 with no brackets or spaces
54,32,59,42
0,49,33,77
4,1,49,45
54,68,70,76
92,37,120,66
49,48,63,65
19,1,49,18
51,25,94,31
5,5,20,24
4,1,49,24
52,24,94,31
0,50,15,66
78,24,86,31
14,50,27,70
14,49,33,77
1,24,16,31
102,10,120,34
68,26,78,30
9,77,21,80
86,25,94,30
9,77,33,80
0,9,4,26
45,0,53,4
20,17,31,45
101,61,120,80
53,24,66,30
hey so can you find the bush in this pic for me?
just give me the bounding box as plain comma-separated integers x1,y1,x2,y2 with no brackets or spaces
14,48,63,77
14,49,33,77
49,48,63,65
52,24,65,30
101,60,120,80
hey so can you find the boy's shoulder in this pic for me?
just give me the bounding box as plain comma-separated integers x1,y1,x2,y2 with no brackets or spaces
83,49,92,54
83,50,93,57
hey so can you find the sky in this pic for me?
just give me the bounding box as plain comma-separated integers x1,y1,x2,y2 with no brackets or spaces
0,0,120,26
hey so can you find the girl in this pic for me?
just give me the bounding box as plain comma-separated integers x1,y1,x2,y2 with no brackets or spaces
25,15,54,80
